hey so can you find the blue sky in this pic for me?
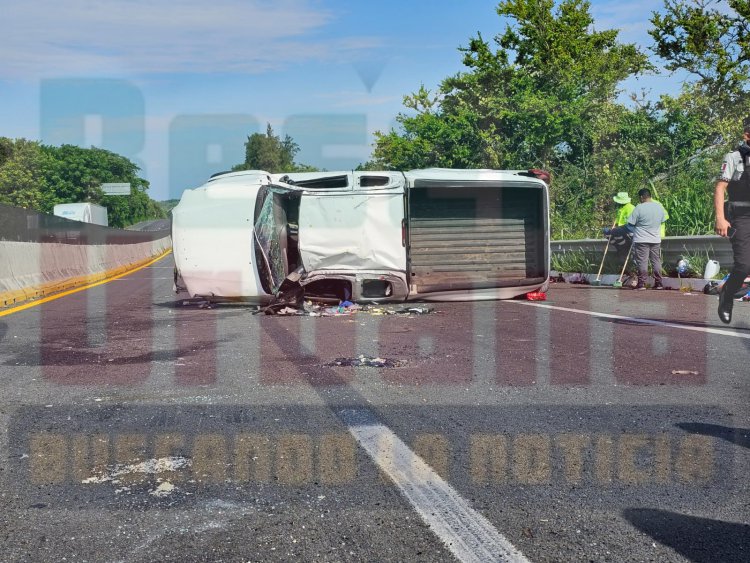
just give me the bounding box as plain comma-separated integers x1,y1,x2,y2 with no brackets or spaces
1,0,690,200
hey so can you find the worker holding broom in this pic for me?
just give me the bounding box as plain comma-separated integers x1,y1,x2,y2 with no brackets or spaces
608,188,667,290
609,192,635,257
601,192,636,286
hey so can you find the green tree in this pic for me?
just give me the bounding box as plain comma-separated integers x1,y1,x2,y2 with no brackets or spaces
643,0,750,237
0,139,164,228
372,103,485,170
365,1,744,238
40,144,164,228
370,0,655,238
647,0,750,149
372,0,650,173
234,124,318,173
649,0,749,112
0,137,15,168
0,138,49,210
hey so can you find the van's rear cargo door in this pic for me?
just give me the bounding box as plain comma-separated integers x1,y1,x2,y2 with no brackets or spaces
407,179,547,293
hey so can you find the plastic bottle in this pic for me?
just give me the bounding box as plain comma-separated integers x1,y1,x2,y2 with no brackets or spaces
703,260,720,279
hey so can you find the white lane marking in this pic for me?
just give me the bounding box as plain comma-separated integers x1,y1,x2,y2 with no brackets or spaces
508,300,750,339
339,409,530,563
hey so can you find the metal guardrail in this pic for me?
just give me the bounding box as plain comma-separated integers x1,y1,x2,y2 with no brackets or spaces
551,236,733,270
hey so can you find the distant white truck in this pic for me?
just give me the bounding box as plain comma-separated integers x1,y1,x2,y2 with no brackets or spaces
53,203,108,227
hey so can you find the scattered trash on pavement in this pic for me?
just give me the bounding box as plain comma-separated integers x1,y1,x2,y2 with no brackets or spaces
565,273,590,284
325,355,406,368
180,299,213,308
81,457,191,496
150,481,177,498
267,301,362,316
260,301,435,317
362,305,434,315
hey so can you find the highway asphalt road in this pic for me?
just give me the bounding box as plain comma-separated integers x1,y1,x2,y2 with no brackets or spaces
0,255,748,562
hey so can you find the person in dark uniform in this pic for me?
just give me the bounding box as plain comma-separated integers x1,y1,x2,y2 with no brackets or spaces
715,124,750,324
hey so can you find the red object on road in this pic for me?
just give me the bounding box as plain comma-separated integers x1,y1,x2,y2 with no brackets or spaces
526,291,547,301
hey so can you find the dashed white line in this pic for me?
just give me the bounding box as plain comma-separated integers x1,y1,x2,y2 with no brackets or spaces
339,408,531,563
508,300,750,339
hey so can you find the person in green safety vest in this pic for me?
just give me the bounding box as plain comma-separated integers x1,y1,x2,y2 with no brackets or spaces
604,192,636,285
653,199,669,238
613,192,635,226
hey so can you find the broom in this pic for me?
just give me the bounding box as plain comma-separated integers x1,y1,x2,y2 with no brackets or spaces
592,221,617,286
613,243,633,288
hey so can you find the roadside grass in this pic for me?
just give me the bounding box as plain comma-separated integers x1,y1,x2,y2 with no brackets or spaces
552,248,727,278
551,250,627,275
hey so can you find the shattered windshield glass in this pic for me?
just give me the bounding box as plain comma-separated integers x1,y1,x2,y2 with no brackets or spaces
253,186,289,294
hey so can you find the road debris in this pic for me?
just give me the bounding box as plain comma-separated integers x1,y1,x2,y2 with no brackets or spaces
565,273,590,285
150,481,177,497
364,305,434,315
326,355,406,368
671,369,699,375
81,456,191,486
260,301,435,317
264,302,361,316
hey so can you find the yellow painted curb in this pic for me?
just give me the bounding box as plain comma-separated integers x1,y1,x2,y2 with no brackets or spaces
0,249,172,316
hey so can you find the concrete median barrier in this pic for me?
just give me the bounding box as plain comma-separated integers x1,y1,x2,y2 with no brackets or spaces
0,204,171,307
0,238,171,307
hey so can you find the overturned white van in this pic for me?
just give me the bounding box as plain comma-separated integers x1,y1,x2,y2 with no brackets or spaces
171,168,549,303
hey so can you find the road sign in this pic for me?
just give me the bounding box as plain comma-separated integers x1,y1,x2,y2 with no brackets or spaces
101,182,131,195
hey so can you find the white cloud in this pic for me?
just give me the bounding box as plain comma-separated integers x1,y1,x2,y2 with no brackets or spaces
1,0,382,78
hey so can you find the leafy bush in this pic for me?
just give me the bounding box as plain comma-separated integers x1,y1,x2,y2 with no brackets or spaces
654,155,720,236
0,138,165,227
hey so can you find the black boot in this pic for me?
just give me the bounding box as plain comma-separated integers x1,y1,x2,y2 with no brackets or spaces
718,289,733,324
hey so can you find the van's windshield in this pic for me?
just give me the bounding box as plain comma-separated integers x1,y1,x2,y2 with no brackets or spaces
253,187,285,294
253,185,301,294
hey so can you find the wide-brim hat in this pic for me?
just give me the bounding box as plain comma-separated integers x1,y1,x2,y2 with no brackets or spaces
613,192,631,204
